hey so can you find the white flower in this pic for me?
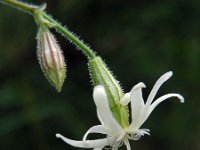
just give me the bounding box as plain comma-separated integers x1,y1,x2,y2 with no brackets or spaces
56,71,184,150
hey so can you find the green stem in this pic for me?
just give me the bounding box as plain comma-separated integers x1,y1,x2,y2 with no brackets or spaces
1,0,38,15
0,0,96,59
42,12,96,59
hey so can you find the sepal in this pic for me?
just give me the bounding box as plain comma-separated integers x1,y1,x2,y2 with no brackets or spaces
88,57,129,127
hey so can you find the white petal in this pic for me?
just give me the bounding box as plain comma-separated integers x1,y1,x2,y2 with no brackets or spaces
111,141,121,150
56,133,112,148
146,71,173,106
116,131,126,141
129,82,146,130
83,125,111,141
94,148,102,150
124,139,131,150
149,93,184,113
93,85,123,134
120,93,130,106
143,93,184,124
97,111,104,125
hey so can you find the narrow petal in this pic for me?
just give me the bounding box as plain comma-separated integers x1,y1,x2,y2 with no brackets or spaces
93,85,123,134
149,93,184,113
56,133,113,148
146,71,173,106
116,131,126,142
124,139,131,150
94,148,102,150
111,141,121,150
97,111,104,125
143,93,184,124
129,82,146,130
120,93,130,106
83,125,111,141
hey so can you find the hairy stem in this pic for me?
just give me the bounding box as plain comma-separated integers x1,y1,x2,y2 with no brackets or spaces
0,0,96,59
1,0,38,15
42,12,96,59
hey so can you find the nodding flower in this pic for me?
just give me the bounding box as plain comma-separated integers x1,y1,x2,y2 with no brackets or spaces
56,71,184,150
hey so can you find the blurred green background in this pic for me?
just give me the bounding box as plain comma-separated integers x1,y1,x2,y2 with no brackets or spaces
0,0,199,150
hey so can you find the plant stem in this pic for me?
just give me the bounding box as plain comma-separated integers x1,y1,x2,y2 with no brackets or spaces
41,12,96,59
0,0,96,59
1,0,38,15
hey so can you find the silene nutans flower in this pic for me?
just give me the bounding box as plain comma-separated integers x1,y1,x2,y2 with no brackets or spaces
37,28,66,92
56,56,184,150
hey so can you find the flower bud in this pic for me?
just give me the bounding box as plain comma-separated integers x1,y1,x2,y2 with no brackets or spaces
88,57,129,127
37,28,66,92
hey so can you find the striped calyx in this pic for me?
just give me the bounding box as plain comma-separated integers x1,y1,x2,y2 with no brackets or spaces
88,57,129,128
37,28,66,92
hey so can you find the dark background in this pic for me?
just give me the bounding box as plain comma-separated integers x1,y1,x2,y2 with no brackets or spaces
0,0,199,150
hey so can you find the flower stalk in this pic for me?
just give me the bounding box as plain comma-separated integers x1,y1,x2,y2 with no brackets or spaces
1,0,38,15
0,0,96,59
1,0,96,92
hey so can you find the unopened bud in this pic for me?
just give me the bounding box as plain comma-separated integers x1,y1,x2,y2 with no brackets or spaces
37,28,66,92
